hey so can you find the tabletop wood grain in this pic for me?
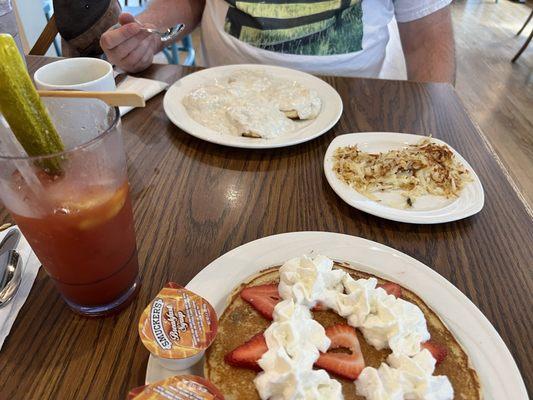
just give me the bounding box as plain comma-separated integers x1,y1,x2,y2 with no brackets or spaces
0,56,531,399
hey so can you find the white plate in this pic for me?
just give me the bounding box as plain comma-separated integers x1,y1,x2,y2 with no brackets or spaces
146,232,527,399
163,64,343,149
324,132,485,224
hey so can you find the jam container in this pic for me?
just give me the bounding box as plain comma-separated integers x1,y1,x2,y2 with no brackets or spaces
128,375,224,399
139,283,218,371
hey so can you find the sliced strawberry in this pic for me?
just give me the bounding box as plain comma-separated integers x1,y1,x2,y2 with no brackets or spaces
377,282,402,298
421,340,448,364
240,284,281,320
315,324,365,380
224,332,268,371
224,324,365,379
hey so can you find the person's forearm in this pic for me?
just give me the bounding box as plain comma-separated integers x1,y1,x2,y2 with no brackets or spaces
398,6,456,85
137,0,205,52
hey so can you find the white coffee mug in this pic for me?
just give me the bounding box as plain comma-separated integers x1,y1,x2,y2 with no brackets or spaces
34,57,115,92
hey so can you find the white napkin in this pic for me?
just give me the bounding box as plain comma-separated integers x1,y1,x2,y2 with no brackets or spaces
0,226,41,351
117,76,169,116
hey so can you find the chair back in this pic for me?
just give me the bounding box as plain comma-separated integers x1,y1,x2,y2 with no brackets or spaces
29,14,58,55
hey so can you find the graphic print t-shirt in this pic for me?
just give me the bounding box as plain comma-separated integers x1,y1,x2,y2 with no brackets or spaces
201,0,451,77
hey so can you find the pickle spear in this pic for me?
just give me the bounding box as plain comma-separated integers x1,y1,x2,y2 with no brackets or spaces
0,34,64,173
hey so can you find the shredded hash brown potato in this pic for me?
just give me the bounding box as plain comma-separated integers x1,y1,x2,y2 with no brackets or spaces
332,138,472,207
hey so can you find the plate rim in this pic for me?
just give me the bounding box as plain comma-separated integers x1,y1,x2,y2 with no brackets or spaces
323,132,485,224
163,64,343,149
146,231,527,399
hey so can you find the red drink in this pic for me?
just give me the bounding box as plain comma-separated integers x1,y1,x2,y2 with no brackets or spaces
0,98,139,316
11,179,138,308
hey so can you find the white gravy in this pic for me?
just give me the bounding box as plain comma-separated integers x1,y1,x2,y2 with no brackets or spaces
182,70,322,139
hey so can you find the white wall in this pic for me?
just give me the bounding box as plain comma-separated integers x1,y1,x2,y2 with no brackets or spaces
12,0,57,55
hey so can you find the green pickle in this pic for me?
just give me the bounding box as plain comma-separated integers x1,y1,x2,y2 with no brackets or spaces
0,33,65,173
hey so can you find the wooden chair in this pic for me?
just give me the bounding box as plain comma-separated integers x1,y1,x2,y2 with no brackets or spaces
43,0,61,55
29,14,58,56
517,9,533,36
512,9,533,63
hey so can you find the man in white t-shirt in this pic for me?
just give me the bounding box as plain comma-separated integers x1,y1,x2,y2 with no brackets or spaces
101,0,455,83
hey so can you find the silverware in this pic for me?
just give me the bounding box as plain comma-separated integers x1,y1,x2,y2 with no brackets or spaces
0,250,22,308
0,228,20,255
0,229,22,307
112,22,185,43
138,22,185,43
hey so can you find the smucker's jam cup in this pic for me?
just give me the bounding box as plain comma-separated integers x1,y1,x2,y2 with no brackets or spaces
127,375,224,399
139,283,218,371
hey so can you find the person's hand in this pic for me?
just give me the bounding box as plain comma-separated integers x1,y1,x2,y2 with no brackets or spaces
100,13,159,73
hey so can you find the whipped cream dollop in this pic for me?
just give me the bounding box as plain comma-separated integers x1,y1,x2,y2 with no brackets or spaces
356,350,454,400
258,255,453,400
254,299,342,399
279,255,429,356
336,274,430,356
278,254,345,308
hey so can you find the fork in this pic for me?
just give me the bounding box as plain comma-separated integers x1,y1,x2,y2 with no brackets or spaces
112,20,185,43
139,23,185,43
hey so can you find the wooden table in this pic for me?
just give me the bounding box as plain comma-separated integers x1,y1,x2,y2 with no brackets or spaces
0,56,531,399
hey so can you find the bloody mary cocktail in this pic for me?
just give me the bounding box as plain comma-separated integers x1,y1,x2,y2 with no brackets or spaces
0,97,139,316
11,179,138,308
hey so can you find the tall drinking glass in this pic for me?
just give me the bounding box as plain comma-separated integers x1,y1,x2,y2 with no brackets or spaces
0,97,139,316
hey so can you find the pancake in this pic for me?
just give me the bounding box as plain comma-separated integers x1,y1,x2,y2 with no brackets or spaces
205,262,481,400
